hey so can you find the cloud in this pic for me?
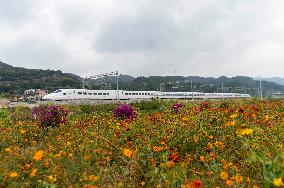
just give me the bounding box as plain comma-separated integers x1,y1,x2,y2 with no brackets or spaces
0,37,70,70
0,0,39,24
0,0,284,77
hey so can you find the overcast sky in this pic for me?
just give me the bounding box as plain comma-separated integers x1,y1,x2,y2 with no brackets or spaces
0,0,283,77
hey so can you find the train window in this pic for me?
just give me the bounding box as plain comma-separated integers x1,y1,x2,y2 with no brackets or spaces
125,93,129,95
103,93,107,95
54,90,62,93
83,92,87,95
88,93,92,95
139,93,141,95
94,93,97,95
98,93,102,95
78,92,82,95
63,93,66,95
107,93,109,95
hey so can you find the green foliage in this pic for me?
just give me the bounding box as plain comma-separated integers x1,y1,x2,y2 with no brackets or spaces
131,99,164,111
93,103,118,113
0,108,9,120
79,104,94,114
0,63,81,94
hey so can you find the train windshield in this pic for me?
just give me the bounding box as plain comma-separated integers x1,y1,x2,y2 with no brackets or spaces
53,90,62,93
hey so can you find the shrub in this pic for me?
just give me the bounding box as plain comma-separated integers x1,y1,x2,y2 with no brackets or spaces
32,105,69,129
172,103,183,113
131,99,162,111
79,104,94,114
113,104,137,120
94,103,118,113
0,108,9,120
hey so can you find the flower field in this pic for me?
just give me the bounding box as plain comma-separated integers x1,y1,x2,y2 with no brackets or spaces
0,99,284,187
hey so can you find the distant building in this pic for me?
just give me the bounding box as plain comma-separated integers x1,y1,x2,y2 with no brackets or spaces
273,92,284,98
35,89,48,100
24,89,49,101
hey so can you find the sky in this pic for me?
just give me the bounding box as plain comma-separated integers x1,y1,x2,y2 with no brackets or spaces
0,0,284,78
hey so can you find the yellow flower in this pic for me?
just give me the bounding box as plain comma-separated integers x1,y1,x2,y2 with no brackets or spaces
123,148,133,158
30,168,38,177
226,121,236,126
273,177,284,187
10,172,18,178
33,150,44,161
5,147,12,152
48,175,57,182
181,117,189,122
220,171,228,180
236,128,253,136
230,114,237,119
208,135,214,139
20,129,26,134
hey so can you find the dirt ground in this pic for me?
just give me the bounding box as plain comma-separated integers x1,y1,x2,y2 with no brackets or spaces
0,98,10,108
0,98,39,108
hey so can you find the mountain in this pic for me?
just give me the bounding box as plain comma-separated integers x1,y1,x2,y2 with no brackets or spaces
262,77,284,86
0,61,13,69
87,75,284,97
1,61,283,97
0,61,82,94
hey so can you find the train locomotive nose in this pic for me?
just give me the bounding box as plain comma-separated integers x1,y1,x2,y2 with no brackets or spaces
43,94,52,100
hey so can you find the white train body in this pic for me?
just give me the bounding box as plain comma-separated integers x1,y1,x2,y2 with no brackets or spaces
42,89,251,101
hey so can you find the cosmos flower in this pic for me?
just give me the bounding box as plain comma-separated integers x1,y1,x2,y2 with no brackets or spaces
123,148,133,158
33,150,44,161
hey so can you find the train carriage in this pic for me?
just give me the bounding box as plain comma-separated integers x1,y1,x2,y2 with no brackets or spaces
43,89,251,101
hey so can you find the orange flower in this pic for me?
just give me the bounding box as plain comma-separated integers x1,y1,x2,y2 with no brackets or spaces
152,146,163,152
233,174,243,184
10,172,18,178
84,155,92,161
89,175,99,181
200,156,205,162
30,168,38,177
225,180,233,186
20,129,26,134
220,171,228,180
123,148,133,158
33,150,44,161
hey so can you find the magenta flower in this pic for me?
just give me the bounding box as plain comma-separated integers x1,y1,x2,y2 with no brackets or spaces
172,103,183,113
113,104,137,120
32,105,69,129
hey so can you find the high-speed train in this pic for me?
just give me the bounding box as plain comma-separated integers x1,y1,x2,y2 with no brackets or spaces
42,89,251,101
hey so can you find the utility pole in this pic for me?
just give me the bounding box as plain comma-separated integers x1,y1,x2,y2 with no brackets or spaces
191,80,194,101
116,71,119,100
259,80,263,99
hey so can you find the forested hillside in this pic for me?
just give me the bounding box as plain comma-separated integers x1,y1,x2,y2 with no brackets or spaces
0,61,81,94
